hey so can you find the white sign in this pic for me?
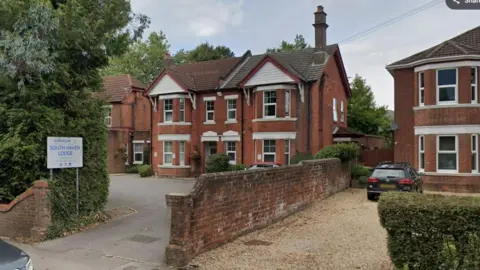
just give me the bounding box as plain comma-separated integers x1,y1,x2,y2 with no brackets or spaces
47,137,83,169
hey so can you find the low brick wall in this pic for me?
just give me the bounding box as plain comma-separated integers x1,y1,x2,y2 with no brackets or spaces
0,180,51,240
165,158,350,267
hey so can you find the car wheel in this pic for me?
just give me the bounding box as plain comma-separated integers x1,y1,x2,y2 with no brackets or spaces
367,193,376,201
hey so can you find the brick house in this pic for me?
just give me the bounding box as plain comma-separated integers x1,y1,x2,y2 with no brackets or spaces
146,6,351,177
97,74,152,173
386,26,480,192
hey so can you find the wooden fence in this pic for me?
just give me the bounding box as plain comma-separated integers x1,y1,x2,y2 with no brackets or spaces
359,148,394,167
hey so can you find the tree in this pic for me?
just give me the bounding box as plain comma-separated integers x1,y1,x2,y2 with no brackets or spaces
347,75,392,145
184,42,235,63
266,34,311,53
101,31,170,84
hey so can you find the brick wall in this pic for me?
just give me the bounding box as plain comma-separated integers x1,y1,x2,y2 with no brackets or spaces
0,180,51,240
164,158,350,267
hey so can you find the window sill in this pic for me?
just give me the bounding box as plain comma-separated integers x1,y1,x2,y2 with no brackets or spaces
225,120,238,124
203,122,216,125
158,165,191,169
252,118,297,122
158,122,192,126
424,172,480,176
413,103,480,110
133,161,143,165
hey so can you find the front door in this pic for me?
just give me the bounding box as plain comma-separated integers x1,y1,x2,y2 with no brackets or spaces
205,141,217,164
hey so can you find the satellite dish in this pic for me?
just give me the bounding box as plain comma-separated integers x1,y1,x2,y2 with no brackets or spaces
390,122,399,131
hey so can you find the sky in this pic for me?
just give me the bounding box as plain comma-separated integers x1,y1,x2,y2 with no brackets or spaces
130,0,480,110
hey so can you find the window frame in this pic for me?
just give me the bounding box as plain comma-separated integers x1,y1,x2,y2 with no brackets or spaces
205,100,215,122
473,134,478,173
179,98,185,122
436,135,458,173
163,141,173,166
179,141,185,166
285,139,290,165
125,143,129,165
418,135,425,172
340,101,345,122
226,141,236,165
419,71,425,107
285,89,291,117
263,91,277,118
163,99,173,123
262,140,276,162
227,99,237,121
436,68,458,105
333,98,338,122
133,143,144,165
472,67,478,104
104,106,112,127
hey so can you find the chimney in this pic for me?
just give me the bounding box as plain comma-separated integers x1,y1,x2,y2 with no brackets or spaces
313,5,328,49
164,52,173,68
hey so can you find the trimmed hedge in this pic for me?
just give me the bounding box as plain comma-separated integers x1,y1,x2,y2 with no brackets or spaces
230,164,247,171
125,165,139,174
138,165,152,177
205,154,230,173
291,152,313,165
315,143,359,163
378,192,480,269
351,164,371,179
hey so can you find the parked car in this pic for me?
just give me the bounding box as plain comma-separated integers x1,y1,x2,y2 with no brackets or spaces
247,162,281,170
367,161,423,201
0,239,34,270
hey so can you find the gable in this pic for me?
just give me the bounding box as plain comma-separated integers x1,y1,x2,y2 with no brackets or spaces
148,73,186,96
244,61,296,87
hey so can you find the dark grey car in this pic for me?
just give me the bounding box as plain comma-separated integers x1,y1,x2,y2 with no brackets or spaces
0,239,33,270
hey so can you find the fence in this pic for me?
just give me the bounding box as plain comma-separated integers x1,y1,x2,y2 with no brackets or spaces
359,148,394,167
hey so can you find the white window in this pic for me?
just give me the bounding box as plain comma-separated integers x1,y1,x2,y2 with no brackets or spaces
285,90,291,117
226,141,236,164
340,101,345,122
163,141,173,165
472,135,478,173
333,98,338,122
263,91,276,118
418,135,425,172
437,68,457,104
133,143,143,164
285,140,290,165
263,140,276,162
437,135,458,173
472,67,477,103
164,99,173,122
179,141,185,166
419,71,425,106
179,98,185,122
206,101,215,122
104,106,112,127
227,99,236,121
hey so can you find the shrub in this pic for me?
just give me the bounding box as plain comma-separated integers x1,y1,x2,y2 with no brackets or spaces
205,154,230,173
291,152,313,164
138,165,152,177
230,164,247,171
351,164,371,179
378,192,480,269
314,143,360,163
125,165,139,174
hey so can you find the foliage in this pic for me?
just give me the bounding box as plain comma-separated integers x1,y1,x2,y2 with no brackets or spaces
348,75,392,146
125,165,139,174
182,42,235,63
0,0,149,236
230,164,247,171
314,143,360,163
351,164,371,179
205,154,231,173
291,152,313,165
138,165,152,177
378,192,480,269
266,34,311,53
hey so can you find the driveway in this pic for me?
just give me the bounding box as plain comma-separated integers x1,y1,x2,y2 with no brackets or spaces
17,175,196,270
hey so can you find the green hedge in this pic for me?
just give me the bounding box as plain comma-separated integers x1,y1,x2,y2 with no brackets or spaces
125,165,139,174
351,164,371,179
378,192,480,269
205,154,230,173
230,164,247,171
291,152,313,165
138,165,152,177
315,143,360,163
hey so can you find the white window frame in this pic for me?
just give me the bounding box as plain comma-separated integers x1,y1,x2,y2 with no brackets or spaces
473,134,478,173
436,68,458,105
472,67,478,104
419,71,425,107
179,98,185,122
227,99,236,121
436,135,458,173
179,141,185,166
133,143,143,165
163,99,173,123
263,91,276,118
285,90,291,117
163,141,173,165
205,100,215,122
226,141,236,165
285,139,290,165
262,140,276,162
418,135,424,172
104,105,112,127
340,101,345,122
333,98,338,122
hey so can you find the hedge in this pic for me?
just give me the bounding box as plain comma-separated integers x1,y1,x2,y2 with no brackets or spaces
205,154,230,173
138,165,152,177
125,165,139,174
378,192,480,269
351,164,371,179
291,152,313,165
230,164,247,171
315,143,360,163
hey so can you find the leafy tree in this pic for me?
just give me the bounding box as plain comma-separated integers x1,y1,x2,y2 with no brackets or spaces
347,75,392,145
266,34,311,53
184,42,235,63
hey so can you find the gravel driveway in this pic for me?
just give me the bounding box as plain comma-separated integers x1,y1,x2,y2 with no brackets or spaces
191,188,393,270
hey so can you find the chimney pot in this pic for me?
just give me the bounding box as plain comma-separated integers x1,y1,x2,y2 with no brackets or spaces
313,5,328,49
164,52,173,68
317,5,323,12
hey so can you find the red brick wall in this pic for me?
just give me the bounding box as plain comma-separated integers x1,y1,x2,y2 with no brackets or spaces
393,68,415,164
0,181,51,240
165,158,350,267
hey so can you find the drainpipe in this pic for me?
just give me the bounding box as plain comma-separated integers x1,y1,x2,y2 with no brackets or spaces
306,83,312,153
241,89,245,165
150,96,154,166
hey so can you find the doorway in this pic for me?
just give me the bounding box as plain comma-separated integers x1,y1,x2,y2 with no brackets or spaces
205,141,217,165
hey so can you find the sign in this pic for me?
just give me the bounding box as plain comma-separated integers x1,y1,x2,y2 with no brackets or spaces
47,137,83,169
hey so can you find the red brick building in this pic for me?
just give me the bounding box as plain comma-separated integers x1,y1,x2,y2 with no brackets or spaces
387,26,480,192
147,6,351,177
97,74,151,173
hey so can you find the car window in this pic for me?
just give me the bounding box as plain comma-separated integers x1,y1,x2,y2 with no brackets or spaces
409,168,417,178
371,169,406,178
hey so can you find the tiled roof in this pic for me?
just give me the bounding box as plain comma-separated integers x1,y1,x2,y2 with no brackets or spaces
96,74,146,103
387,26,480,68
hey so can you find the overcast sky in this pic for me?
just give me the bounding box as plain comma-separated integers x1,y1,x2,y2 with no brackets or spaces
130,0,480,110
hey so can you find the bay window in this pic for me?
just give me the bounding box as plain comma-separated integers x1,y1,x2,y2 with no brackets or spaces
163,141,173,165
437,135,458,173
437,68,457,104
472,67,478,103
179,98,185,122
419,71,425,106
285,90,291,117
473,135,478,173
263,140,276,162
263,91,276,118
179,141,185,166
418,135,424,172
285,140,290,165
226,141,236,164
164,99,173,122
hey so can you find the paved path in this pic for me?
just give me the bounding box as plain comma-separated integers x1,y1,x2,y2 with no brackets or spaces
13,175,196,270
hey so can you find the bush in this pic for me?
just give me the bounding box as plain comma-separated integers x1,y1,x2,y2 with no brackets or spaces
205,154,230,173
230,164,247,171
125,165,139,174
314,143,360,163
138,165,152,177
291,152,313,164
351,164,371,179
378,192,480,269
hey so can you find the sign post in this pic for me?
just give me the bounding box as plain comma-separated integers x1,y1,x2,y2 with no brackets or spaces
47,137,83,216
